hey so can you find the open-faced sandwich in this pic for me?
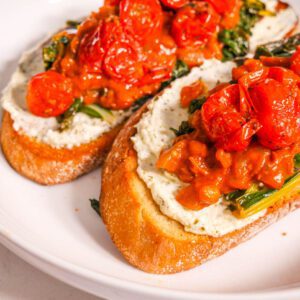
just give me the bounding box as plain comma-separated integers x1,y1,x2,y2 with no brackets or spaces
101,34,300,274
0,0,297,185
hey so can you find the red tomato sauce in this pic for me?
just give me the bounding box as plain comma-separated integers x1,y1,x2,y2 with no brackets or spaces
157,54,300,210
27,0,242,116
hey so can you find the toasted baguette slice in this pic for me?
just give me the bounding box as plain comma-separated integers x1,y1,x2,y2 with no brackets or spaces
0,33,127,185
100,102,300,274
1,111,121,185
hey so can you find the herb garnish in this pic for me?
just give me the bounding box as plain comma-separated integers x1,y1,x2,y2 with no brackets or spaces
89,199,101,217
219,0,270,61
57,98,114,131
43,36,70,70
132,60,189,112
254,33,300,58
226,153,300,215
132,94,153,112
66,20,81,28
188,96,206,114
171,121,194,136
57,98,83,131
160,60,190,91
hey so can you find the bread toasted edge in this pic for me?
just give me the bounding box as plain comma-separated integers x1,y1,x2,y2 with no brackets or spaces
100,102,300,274
1,110,121,185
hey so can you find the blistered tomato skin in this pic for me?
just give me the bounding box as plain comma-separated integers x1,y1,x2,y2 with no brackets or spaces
139,36,177,85
119,0,163,43
103,39,144,84
78,23,105,73
206,0,236,14
78,18,126,73
249,77,300,149
100,18,125,50
160,0,189,9
27,71,74,118
171,2,220,48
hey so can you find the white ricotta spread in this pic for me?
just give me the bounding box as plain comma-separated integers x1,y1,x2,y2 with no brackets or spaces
249,0,298,52
1,44,129,149
132,60,265,237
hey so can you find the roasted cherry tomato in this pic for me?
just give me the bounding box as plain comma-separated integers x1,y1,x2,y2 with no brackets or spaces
237,62,268,114
27,71,74,118
160,0,189,9
232,59,265,81
103,39,144,85
206,0,237,14
78,23,105,72
201,84,259,151
100,18,125,49
290,47,300,77
104,0,121,6
180,80,206,107
171,1,220,48
216,119,261,152
268,66,300,87
139,36,176,85
119,0,163,42
78,18,126,73
260,56,291,68
249,77,300,149
176,180,221,210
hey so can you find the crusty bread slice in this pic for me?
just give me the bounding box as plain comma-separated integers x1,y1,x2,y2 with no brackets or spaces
1,111,121,185
100,102,300,274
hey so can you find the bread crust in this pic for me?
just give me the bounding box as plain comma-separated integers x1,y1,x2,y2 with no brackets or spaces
1,111,121,185
101,102,300,274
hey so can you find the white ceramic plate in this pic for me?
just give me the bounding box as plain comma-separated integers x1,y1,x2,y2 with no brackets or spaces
0,1,300,299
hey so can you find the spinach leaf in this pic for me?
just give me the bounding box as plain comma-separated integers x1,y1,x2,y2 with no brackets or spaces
188,97,206,114
43,43,59,71
225,190,246,202
172,60,190,79
254,33,300,58
160,60,189,91
43,36,70,70
171,121,194,136
219,29,248,61
131,60,189,112
239,0,266,35
89,199,101,217
66,20,81,28
220,0,268,61
57,98,83,131
132,94,153,112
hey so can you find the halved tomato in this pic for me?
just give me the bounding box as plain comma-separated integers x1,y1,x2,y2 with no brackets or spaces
27,71,74,117
119,0,163,43
201,84,259,151
103,38,144,85
249,77,300,149
78,23,105,72
206,0,237,14
171,1,220,48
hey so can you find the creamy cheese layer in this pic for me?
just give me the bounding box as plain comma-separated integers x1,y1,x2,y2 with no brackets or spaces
249,1,298,52
132,60,265,237
1,45,129,149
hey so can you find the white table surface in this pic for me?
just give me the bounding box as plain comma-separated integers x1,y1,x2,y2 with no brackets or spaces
0,243,104,300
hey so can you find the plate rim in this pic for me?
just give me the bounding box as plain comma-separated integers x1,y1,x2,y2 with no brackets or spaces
1,0,300,298
0,220,300,300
